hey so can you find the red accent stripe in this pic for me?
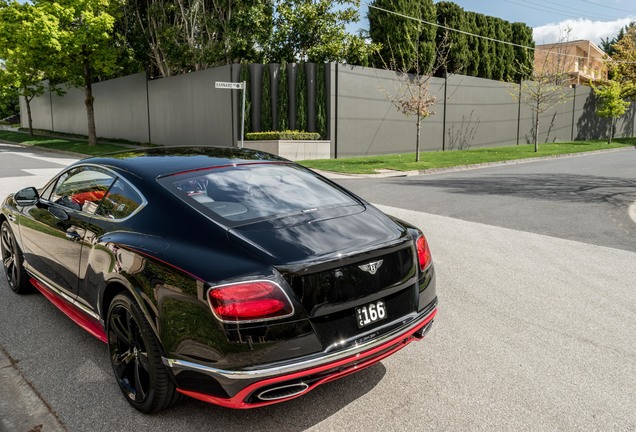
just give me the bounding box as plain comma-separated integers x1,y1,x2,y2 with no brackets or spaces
177,308,437,409
30,278,107,344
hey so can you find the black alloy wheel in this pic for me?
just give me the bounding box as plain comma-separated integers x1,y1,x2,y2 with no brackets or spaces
107,294,180,413
1,221,31,294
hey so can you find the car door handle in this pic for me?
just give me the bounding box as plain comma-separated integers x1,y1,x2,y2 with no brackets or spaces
65,232,81,242
7,214,16,222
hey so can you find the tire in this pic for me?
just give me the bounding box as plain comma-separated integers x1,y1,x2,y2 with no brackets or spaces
107,293,180,413
1,221,31,294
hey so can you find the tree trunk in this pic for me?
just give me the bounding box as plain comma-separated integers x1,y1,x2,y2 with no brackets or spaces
415,111,421,162
533,110,540,152
608,119,614,144
83,48,97,146
25,95,34,136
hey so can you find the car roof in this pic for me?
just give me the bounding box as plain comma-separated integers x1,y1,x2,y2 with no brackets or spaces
77,146,289,180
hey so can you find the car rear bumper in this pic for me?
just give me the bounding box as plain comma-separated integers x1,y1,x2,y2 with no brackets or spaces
162,301,437,408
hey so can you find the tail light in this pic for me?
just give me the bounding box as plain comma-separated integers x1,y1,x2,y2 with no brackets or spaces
416,234,432,271
208,280,294,323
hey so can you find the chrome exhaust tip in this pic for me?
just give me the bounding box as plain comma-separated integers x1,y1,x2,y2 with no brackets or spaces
257,382,310,401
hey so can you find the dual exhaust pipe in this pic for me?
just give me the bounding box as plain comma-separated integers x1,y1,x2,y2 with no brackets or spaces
257,382,310,401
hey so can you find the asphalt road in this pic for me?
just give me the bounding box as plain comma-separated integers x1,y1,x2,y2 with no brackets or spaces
1,143,635,431
336,148,636,253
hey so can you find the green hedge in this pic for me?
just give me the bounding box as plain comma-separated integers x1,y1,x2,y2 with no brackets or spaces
246,130,321,141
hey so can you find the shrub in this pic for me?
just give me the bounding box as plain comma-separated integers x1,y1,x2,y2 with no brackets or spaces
246,130,321,141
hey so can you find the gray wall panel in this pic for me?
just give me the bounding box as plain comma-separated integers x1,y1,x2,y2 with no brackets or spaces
148,66,234,147
519,85,576,144
334,65,444,157
22,64,631,156
93,73,149,143
445,75,518,149
50,86,87,136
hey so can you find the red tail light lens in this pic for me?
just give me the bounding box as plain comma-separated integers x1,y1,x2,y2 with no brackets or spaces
208,281,294,323
416,235,432,271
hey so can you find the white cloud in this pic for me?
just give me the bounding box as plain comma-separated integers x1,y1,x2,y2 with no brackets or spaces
533,17,635,47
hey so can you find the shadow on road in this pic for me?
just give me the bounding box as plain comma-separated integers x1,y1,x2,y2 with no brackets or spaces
392,174,636,207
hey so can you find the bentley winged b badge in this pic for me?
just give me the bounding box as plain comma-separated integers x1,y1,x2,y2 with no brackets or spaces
359,259,384,275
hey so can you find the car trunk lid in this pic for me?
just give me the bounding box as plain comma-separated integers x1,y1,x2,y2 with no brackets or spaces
228,205,419,350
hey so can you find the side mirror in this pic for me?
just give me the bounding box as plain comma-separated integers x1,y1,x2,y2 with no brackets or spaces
14,187,40,207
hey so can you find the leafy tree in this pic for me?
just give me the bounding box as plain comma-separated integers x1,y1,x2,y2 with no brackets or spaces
277,62,288,131
268,0,378,64
0,1,62,134
35,0,127,146
0,83,19,120
368,0,436,72
593,78,631,144
600,22,635,56
128,0,273,77
295,63,307,132
261,65,272,131
609,25,636,99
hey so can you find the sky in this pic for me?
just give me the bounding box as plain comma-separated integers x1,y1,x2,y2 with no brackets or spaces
353,0,636,48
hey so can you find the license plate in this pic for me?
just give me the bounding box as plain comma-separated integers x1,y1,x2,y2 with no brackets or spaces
355,300,387,328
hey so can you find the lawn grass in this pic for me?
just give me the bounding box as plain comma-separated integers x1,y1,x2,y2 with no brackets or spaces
300,138,636,174
0,130,136,155
1,129,634,171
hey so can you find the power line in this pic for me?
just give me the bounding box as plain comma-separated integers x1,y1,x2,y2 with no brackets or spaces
502,0,619,22
579,0,636,15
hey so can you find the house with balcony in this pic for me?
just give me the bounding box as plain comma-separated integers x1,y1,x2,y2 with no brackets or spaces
534,40,609,86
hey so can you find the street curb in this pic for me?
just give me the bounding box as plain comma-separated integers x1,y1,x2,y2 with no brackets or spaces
0,344,67,431
0,140,87,159
314,146,636,179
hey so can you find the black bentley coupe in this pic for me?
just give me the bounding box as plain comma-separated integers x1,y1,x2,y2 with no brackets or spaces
0,147,437,413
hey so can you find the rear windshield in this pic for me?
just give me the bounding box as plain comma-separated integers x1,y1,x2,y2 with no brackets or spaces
161,163,360,225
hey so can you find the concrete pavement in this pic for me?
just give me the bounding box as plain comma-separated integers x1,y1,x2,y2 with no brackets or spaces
1,142,636,430
0,347,66,432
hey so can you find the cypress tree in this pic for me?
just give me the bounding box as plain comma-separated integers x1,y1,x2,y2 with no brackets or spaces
476,14,492,79
296,63,307,132
261,65,272,132
436,2,469,75
368,0,436,72
277,61,288,131
499,21,515,81
491,18,505,81
512,22,535,82
315,63,327,139
465,12,480,77
239,62,251,133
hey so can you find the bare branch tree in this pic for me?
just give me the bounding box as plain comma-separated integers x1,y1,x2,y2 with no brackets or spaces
510,28,575,152
380,30,451,162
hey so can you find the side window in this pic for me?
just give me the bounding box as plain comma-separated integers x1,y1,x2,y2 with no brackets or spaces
96,179,144,220
40,171,68,201
51,167,116,214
